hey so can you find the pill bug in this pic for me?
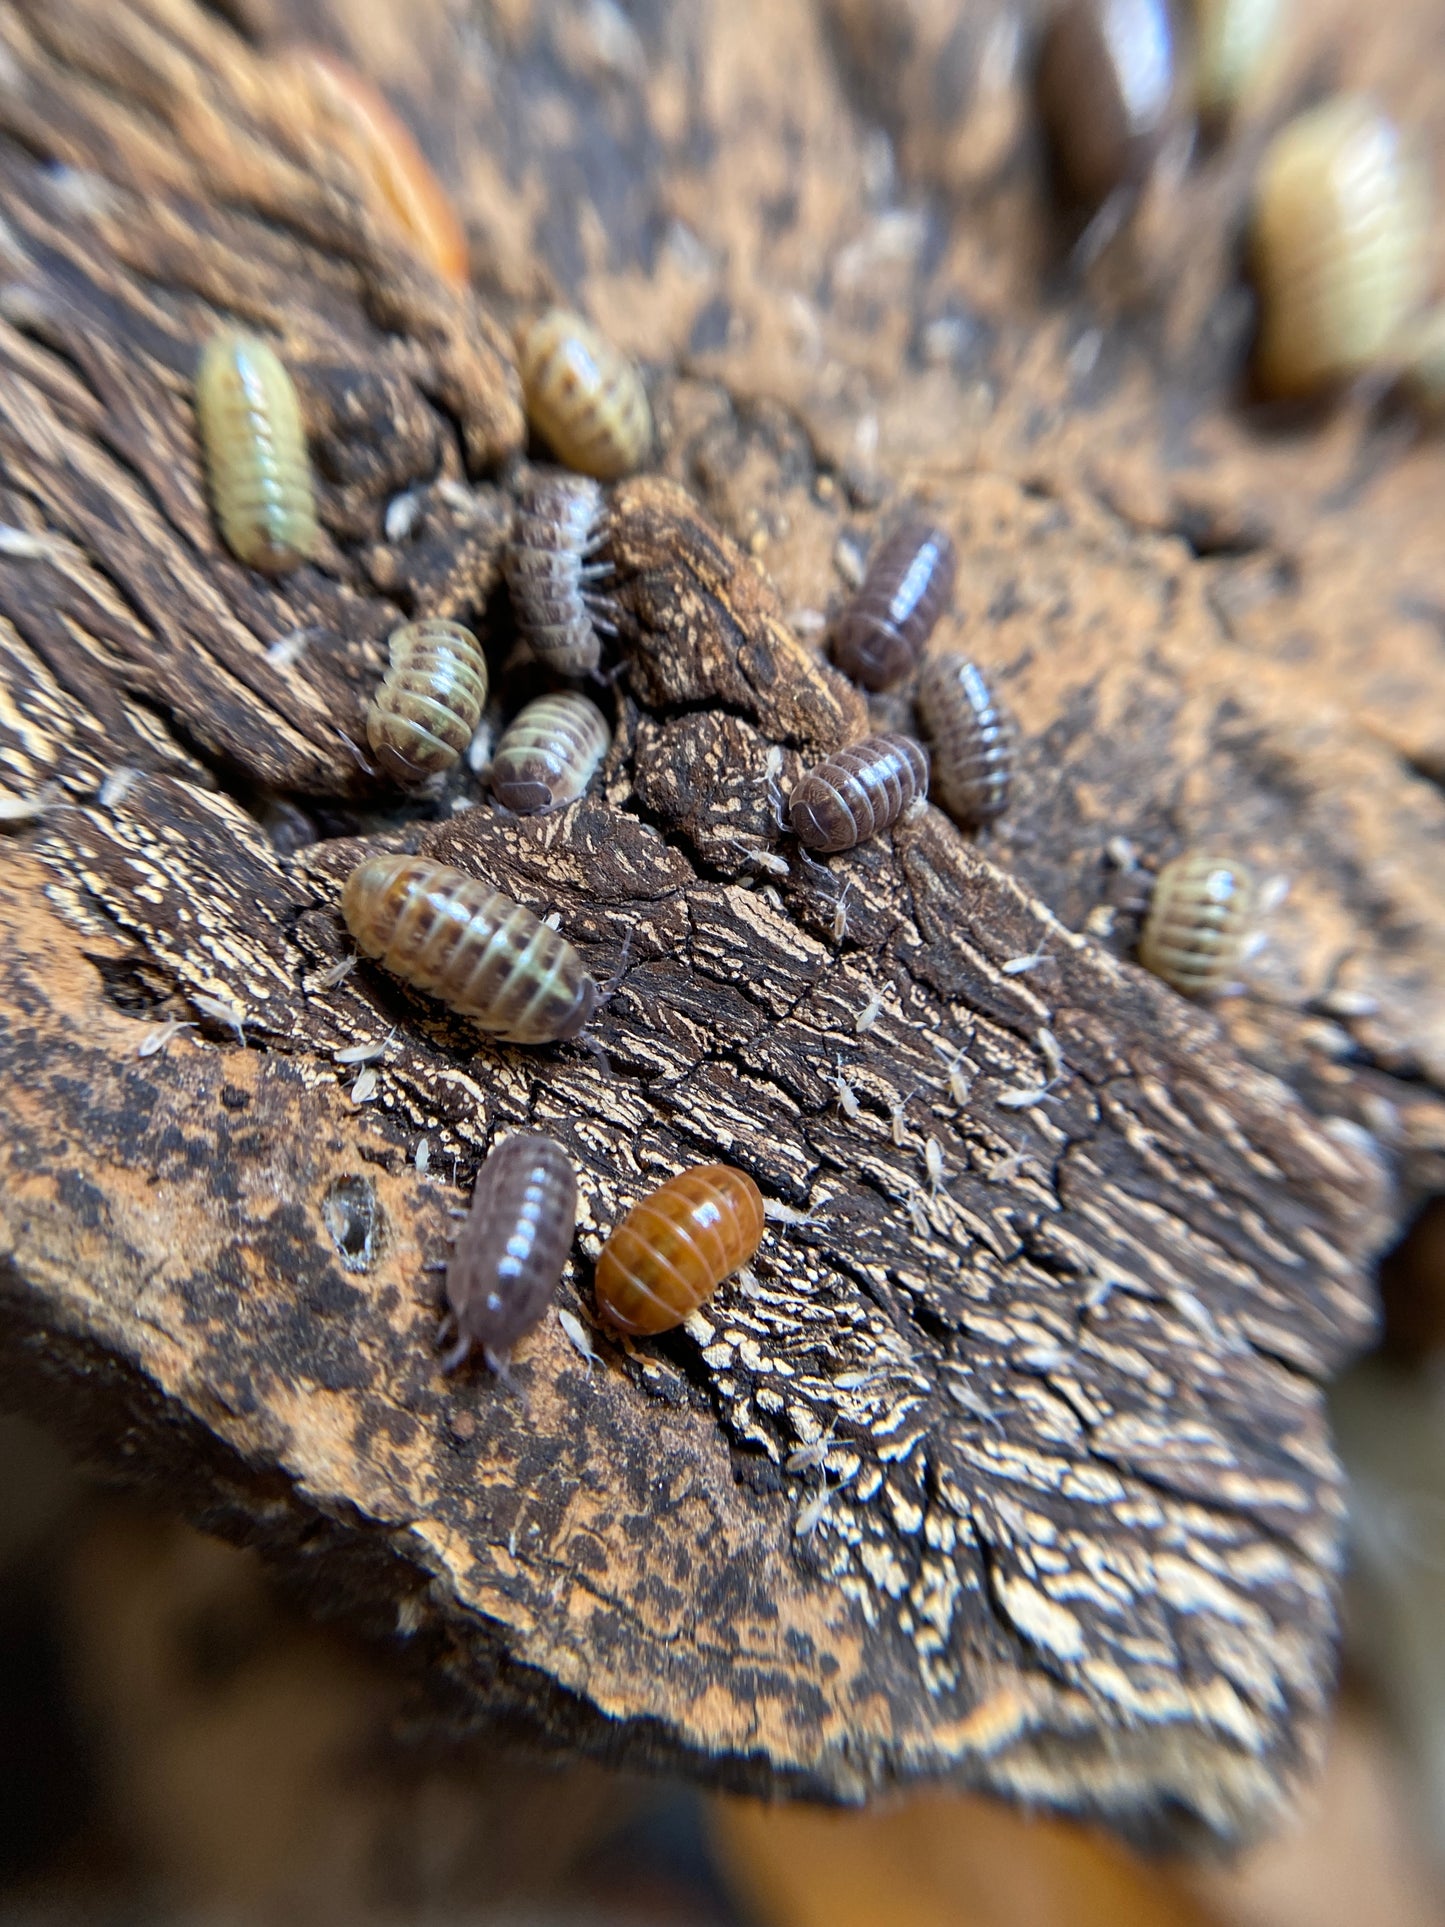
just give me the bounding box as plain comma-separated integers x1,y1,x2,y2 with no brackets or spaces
594,1164,765,1336
442,1133,578,1372
788,733,929,853
1035,0,1178,209
1189,0,1286,126
297,48,469,286
915,653,1014,827
341,853,598,1044
1250,96,1430,398
505,473,617,676
366,619,489,782
1138,852,1258,996
516,309,652,480
195,332,318,573
491,691,611,814
830,523,957,692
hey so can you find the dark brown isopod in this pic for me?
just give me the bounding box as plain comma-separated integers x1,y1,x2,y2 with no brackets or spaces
491,692,611,814
365,619,489,782
788,734,929,853
1035,0,1179,209
831,523,957,691
915,653,1015,826
341,853,598,1044
1138,852,1258,996
594,1164,765,1336
504,473,616,677
443,1133,578,1373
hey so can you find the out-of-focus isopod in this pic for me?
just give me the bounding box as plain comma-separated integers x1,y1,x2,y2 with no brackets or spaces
830,523,957,691
516,309,652,479
505,473,616,676
1138,852,1258,996
1189,0,1286,126
915,653,1015,827
594,1164,765,1336
491,692,610,814
442,1133,578,1372
365,619,489,782
1250,96,1430,397
341,853,598,1044
296,48,469,286
1035,0,1178,208
788,734,929,852
195,332,318,573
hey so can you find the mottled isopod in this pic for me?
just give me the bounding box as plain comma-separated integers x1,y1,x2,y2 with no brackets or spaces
594,1164,765,1336
516,308,652,480
830,523,957,691
341,853,598,1044
1035,0,1178,208
1189,0,1286,126
505,473,616,676
365,619,489,782
1138,852,1258,996
195,332,318,573
1250,96,1430,397
491,692,611,814
788,734,929,853
915,653,1015,827
442,1133,578,1372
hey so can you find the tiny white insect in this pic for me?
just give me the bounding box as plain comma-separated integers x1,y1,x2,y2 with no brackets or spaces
829,1061,862,1121
763,1196,828,1231
742,845,791,879
831,880,853,945
1036,1026,1064,1081
887,1088,916,1147
946,1053,973,1105
833,532,866,588
414,1136,431,1175
785,1429,838,1475
334,1027,396,1067
542,910,563,930
350,1066,379,1104
1319,985,1379,1020
855,987,887,1035
137,1018,195,1058
264,627,320,670
557,1307,600,1367
0,524,63,560
466,722,493,774
0,782,58,823
314,954,358,991
759,883,784,910
794,1468,858,1539
944,1374,1001,1423
384,489,423,544
98,767,140,809
191,991,247,1046
987,1148,1041,1186
1105,834,1137,870
1002,939,1050,976
996,1081,1057,1111
905,1186,931,1238
1019,1342,1069,1370
924,1136,947,1193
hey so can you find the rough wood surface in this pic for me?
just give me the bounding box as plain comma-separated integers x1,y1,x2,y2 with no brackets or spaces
0,0,1437,1852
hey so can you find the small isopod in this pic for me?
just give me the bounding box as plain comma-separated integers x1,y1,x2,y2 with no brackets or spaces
442,1133,578,1373
830,523,957,691
365,619,489,783
1188,0,1286,126
341,853,598,1044
1035,0,1179,209
491,692,611,814
789,734,929,853
915,654,1015,827
505,473,617,676
194,332,318,573
593,1164,765,1336
1250,96,1430,397
516,309,652,480
1138,852,1258,996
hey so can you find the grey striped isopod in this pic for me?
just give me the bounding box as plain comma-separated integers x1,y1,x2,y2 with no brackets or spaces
365,619,489,782
195,332,318,572
1250,97,1430,397
1138,852,1258,996
788,734,929,853
341,853,598,1043
915,654,1015,827
830,523,957,692
505,473,617,676
1035,0,1178,209
442,1133,578,1374
516,309,652,480
491,692,611,814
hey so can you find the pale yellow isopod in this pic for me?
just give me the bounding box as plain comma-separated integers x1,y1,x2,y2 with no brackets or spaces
194,332,318,572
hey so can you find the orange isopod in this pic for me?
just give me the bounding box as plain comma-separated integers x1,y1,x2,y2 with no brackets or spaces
594,1165,765,1336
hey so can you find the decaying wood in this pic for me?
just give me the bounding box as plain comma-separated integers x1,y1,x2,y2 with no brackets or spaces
0,0,1437,1854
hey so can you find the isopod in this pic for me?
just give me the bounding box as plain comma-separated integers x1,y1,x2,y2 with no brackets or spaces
194,332,318,573
491,692,610,814
505,472,617,676
341,853,598,1044
788,734,929,853
915,653,1015,827
1250,96,1430,397
365,619,489,783
593,1164,765,1336
1035,0,1179,209
830,523,957,691
516,308,652,480
442,1133,578,1373
1189,0,1286,126
1138,852,1258,997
